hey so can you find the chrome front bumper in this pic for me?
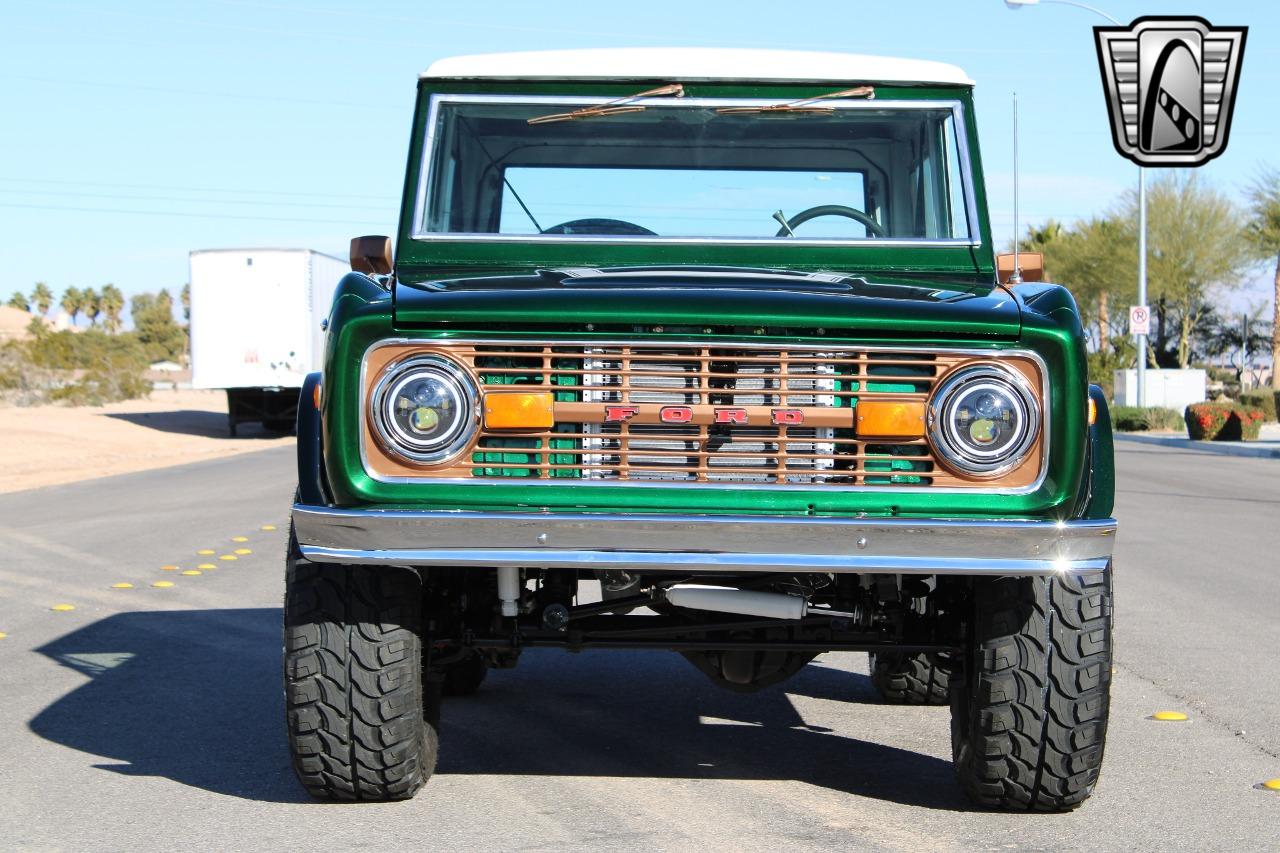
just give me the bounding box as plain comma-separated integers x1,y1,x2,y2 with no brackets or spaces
291,506,1116,576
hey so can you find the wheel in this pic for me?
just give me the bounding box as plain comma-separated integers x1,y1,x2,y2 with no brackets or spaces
442,653,488,696
870,651,949,705
950,571,1112,811
283,529,439,801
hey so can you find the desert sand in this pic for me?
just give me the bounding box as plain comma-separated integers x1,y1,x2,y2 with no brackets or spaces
0,389,294,494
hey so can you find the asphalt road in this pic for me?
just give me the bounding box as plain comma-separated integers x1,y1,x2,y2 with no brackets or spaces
0,441,1277,851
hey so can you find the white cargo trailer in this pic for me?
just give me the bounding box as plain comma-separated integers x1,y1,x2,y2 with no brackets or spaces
189,248,348,435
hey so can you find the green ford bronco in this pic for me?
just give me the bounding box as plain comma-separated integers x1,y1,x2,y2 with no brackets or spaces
285,48,1116,810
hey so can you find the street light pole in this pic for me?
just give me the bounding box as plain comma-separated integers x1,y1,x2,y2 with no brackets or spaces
1004,0,1148,405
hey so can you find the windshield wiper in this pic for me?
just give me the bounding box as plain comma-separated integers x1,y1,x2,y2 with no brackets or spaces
715,85,875,116
527,83,685,125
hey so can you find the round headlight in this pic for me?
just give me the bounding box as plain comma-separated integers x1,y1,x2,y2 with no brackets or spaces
927,363,1039,477
370,355,477,464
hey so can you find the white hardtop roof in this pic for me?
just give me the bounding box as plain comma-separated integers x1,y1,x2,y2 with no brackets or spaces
422,48,972,86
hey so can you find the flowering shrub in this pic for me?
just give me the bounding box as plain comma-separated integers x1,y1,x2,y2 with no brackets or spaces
1184,402,1265,441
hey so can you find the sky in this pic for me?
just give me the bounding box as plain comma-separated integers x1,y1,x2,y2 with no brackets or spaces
2,0,1276,316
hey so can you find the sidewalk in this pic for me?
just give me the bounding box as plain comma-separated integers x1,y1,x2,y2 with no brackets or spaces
1114,422,1280,459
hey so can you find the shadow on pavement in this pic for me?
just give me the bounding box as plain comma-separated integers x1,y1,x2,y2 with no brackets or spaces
30,608,964,810
104,410,283,439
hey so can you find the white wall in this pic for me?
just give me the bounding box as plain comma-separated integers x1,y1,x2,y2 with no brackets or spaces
1113,369,1207,412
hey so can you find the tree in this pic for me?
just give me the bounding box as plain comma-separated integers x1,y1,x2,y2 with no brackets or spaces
1243,167,1280,390
61,286,83,326
7,291,29,311
130,289,185,362
1124,172,1252,368
31,282,53,316
180,282,191,323
1022,215,1134,353
82,287,101,328
99,284,125,333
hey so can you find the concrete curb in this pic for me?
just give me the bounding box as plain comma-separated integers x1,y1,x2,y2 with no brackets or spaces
1115,432,1280,459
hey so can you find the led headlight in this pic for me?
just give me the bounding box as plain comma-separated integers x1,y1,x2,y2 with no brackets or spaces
927,363,1039,477
370,355,477,464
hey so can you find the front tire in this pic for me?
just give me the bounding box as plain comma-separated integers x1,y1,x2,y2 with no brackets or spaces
950,571,1112,811
284,532,439,801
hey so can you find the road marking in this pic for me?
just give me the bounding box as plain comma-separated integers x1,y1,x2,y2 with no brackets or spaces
0,529,113,567
51,604,76,612
197,549,215,555
234,548,252,555
1257,779,1280,792
181,570,202,576
111,582,134,589
261,525,277,531
231,536,249,543
219,554,237,561
1150,711,1189,722
152,581,174,588
197,563,216,569
161,564,180,571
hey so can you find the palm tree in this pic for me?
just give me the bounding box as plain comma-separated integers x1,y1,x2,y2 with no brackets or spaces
99,284,125,333
82,287,101,328
7,291,29,311
61,286,83,326
1244,168,1280,390
31,282,53,316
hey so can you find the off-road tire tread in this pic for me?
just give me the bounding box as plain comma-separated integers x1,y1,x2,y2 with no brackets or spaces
284,546,436,801
870,651,950,705
951,572,1111,811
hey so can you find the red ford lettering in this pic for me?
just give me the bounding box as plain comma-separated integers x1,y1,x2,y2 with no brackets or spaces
659,406,694,423
604,406,639,423
714,408,749,424
771,408,805,425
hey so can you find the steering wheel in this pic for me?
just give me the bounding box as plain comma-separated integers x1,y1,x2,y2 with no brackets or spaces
774,204,886,238
542,218,656,236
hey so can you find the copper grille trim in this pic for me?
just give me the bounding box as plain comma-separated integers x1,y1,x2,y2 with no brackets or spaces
359,339,1048,492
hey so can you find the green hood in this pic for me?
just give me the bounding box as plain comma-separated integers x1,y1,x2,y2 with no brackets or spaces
392,267,1020,339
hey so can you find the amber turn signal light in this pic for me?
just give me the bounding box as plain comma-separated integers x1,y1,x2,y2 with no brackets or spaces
484,391,554,429
855,400,926,438
1088,397,1097,426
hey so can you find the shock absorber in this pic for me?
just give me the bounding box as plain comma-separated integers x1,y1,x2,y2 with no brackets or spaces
497,566,520,617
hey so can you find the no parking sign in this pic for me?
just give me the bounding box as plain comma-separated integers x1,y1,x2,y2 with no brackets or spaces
1129,305,1151,336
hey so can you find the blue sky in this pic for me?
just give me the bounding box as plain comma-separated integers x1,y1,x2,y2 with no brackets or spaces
2,0,1275,312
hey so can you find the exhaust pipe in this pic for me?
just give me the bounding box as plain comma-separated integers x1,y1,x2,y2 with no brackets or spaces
665,584,853,620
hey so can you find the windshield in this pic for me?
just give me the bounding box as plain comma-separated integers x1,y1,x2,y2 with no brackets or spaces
416,97,973,243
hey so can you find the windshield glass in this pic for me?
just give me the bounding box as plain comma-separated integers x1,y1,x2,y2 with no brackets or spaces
417,97,972,242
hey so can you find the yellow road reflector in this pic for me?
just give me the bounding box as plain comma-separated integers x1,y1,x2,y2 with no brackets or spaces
234,548,252,555
261,524,277,531
484,391,555,429
0,632,8,639
198,563,216,570
111,582,134,589
182,570,202,576
197,549,215,555
152,580,175,588
161,564,180,571
1150,711,1189,722
856,400,926,438
1257,778,1280,791
51,604,76,612
231,536,249,543
219,554,237,561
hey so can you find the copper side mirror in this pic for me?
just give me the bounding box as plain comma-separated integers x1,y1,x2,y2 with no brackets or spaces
996,251,1044,285
350,235,393,276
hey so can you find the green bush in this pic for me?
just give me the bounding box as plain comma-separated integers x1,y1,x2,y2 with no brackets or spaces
1111,406,1183,432
2,327,150,406
1184,402,1265,441
1238,391,1277,423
